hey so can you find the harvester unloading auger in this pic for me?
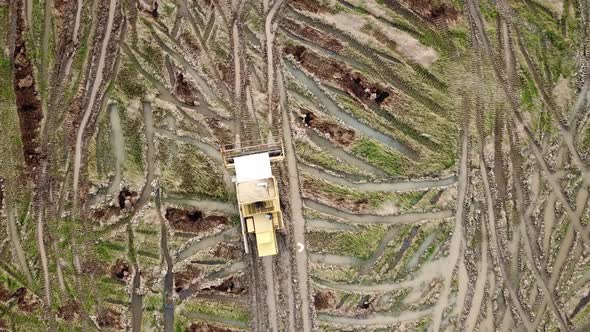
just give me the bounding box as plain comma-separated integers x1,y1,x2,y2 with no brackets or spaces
221,140,285,257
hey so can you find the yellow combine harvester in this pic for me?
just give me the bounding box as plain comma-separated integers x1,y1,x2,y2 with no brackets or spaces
221,141,285,257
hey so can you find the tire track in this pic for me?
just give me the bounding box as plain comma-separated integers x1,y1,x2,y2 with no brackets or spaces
278,66,313,332
72,0,118,205
430,130,467,332
300,164,457,192
464,222,488,332
305,199,452,225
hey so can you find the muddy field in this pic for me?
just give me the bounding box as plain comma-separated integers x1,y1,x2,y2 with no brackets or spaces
1,0,590,331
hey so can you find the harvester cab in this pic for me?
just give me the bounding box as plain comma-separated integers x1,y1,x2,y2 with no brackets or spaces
221,140,285,257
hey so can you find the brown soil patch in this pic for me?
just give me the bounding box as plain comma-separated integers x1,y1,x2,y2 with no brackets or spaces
212,242,242,260
204,275,247,295
0,285,40,312
301,109,356,146
91,205,121,221
165,207,229,234
174,73,198,106
0,318,7,331
186,322,236,332
402,0,459,26
180,30,201,56
206,118,233,146
111,259,131,283
302,177,370,213
0,283,11,302
175,265,202,293
217,62,233,86
97,308,125,330
282,19,343,53
314,290,337,310
13,287,40,312
57,300,82,321
118,187,139,209
284,45,392,106
81,257,108,276
11,1,44,179
0,177,4,211
290,0,331,13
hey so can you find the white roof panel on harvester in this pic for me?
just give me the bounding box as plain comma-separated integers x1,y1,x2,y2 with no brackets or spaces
234,152,272,183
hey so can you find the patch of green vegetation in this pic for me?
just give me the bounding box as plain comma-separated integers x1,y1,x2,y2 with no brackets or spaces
295,140,368,177
160,141,227,200
140,39,164,69
96,276,128,303
335,92,456,171
351,138,408,176
4,311,44,331
183,300,250,323
416,317,433,331
119,108,145,176
311,263,358,282
305,174,428,211
0,10,24,193
371,224,413,276
144,293,162,312
513,1,576,87
307,226,387,259
115,62,148,99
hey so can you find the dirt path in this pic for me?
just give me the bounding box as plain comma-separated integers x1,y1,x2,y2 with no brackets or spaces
107,103,124,196
135,102,157,210
543,193,558,255
36,193,53,318
262,257,279,332
265,0,285,128
130,265,143,332
156,191,174,332
232,12,243,137
405,231,436,271
5,202,33,285
430,131,467,332
301,164,457,192
476,133,532,329
72,0,117,204
454,257,468,318
278,67,313,332
309,253,365,266
273,234,298,332
40,0,52,85
305,199,452,224
318,309,431,326
464,223,488,332
62,0,84,79
162,198,237,215
306,218,357,231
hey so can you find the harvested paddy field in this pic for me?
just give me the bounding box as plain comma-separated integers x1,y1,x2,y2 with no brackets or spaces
1,0,590,331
